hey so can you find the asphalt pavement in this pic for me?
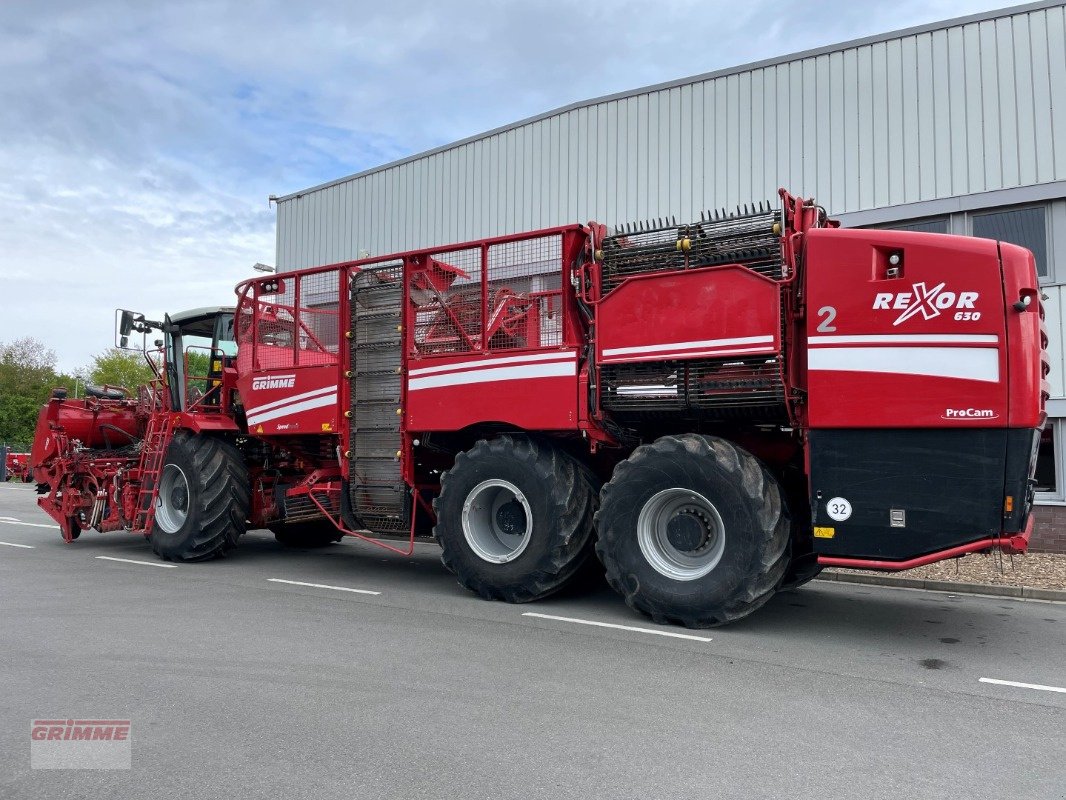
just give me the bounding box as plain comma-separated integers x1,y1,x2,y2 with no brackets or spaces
0,482,1063,799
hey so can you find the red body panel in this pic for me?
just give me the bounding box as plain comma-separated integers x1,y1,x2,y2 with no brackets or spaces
237,364,340,436
804,229,1011,428
594,267,782,365
999,242,1049,429
405,349,581,431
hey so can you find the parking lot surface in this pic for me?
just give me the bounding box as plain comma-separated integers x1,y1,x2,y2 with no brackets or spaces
1,483,1063,799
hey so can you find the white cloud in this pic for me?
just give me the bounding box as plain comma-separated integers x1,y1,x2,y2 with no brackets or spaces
0,0,1005,372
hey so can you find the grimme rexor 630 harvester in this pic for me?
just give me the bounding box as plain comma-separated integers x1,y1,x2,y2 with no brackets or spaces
30,190,1048,626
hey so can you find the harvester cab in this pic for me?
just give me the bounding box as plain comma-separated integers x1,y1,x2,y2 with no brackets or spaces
116,306,236,412
161,307,237,412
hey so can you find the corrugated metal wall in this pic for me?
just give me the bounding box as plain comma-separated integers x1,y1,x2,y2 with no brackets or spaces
276,3,1066,270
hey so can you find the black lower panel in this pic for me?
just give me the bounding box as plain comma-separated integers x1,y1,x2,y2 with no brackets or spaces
809,428,1034,561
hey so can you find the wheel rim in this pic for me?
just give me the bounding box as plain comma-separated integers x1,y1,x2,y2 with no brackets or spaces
637,488,726,581
461,479,533,563
155,464,191,534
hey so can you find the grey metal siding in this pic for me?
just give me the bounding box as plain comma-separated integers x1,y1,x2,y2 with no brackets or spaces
276,3,1066,269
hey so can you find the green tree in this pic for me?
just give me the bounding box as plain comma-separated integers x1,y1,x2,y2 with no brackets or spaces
87,348,157,391
0,338,69,448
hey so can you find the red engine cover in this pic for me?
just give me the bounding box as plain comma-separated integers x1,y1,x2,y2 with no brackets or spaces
803,228,1018,428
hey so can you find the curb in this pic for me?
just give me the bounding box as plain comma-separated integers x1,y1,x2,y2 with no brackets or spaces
815,570,1066,602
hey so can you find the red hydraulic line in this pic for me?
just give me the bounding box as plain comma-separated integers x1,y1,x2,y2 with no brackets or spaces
817,524,1031,571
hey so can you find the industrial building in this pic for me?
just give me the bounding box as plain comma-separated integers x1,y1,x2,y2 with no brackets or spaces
272,1,1066,550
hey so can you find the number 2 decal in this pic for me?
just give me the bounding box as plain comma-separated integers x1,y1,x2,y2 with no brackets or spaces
816,306,837,333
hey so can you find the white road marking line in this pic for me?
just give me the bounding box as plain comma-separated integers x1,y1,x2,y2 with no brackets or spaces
0,516,19,520
0,519,59,529
267,578,380,596
522,612,712,642
979,677,1066,695
0,541,34,549
95,556,177,569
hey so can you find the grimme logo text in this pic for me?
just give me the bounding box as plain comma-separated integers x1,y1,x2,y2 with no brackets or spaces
252,374,296,390
31,719,130,741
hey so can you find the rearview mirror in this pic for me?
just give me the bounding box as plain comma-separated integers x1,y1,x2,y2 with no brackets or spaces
119,309,135,337
115,309,143,350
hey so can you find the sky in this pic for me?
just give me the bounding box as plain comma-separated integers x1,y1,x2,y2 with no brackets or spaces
0,0,1015,373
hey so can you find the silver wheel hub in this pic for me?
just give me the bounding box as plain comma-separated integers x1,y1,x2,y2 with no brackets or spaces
637,488,726,581
461,479,532,563
155,464,191,534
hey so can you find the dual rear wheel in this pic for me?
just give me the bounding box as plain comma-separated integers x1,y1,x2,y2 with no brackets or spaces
433,436,597,603
435,433,791,627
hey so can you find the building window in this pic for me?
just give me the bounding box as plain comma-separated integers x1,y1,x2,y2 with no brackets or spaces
888,218,950,234
971,206,1048,277
868,217,949,235
1035,420,1062,503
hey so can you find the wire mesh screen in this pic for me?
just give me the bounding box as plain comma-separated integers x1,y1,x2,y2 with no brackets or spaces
601,203,782,294
253,279,298,370
601,356,786,420
410,247,483,355
297,271,340,366
486,235,563,350
350,260,408,534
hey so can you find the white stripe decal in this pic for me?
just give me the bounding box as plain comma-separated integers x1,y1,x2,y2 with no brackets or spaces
601,346,777,362
808,346,1000,382
246,386,335,416
809,334,999,345
248,392,337,424
409,351,577,377
602,335,774,357
409,360,576,391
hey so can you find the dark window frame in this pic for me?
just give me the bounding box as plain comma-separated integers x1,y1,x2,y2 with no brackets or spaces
969,204,1050,279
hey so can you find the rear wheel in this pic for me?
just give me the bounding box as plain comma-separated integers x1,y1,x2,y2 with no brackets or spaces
149,433,249,562
596,434,790,628
271,520,344,548
433,436,596,603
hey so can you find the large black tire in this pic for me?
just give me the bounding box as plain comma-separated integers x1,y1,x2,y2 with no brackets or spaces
595,434,790,628
433,435,597,603
149,433,249,562
271,520,344,548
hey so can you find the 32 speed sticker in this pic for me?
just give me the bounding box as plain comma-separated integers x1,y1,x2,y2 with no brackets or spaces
826,497,852,522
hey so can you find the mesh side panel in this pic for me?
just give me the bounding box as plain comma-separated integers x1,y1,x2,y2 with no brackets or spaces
411,247,483,355
601,357,786,419
601,204,782,293
687,359,785,409
297,272,340,366
282,492,336,524
353,430,402,459
600,362,685,411
350,262,407,534
486,235,563,350
256,280,298,369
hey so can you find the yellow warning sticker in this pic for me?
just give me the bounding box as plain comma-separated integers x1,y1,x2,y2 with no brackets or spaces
256,425,264,434
321,422,333,432
814,526,836,539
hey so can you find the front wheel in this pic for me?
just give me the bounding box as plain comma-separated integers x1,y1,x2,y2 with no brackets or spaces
596,434,790,628
149,433,249,562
